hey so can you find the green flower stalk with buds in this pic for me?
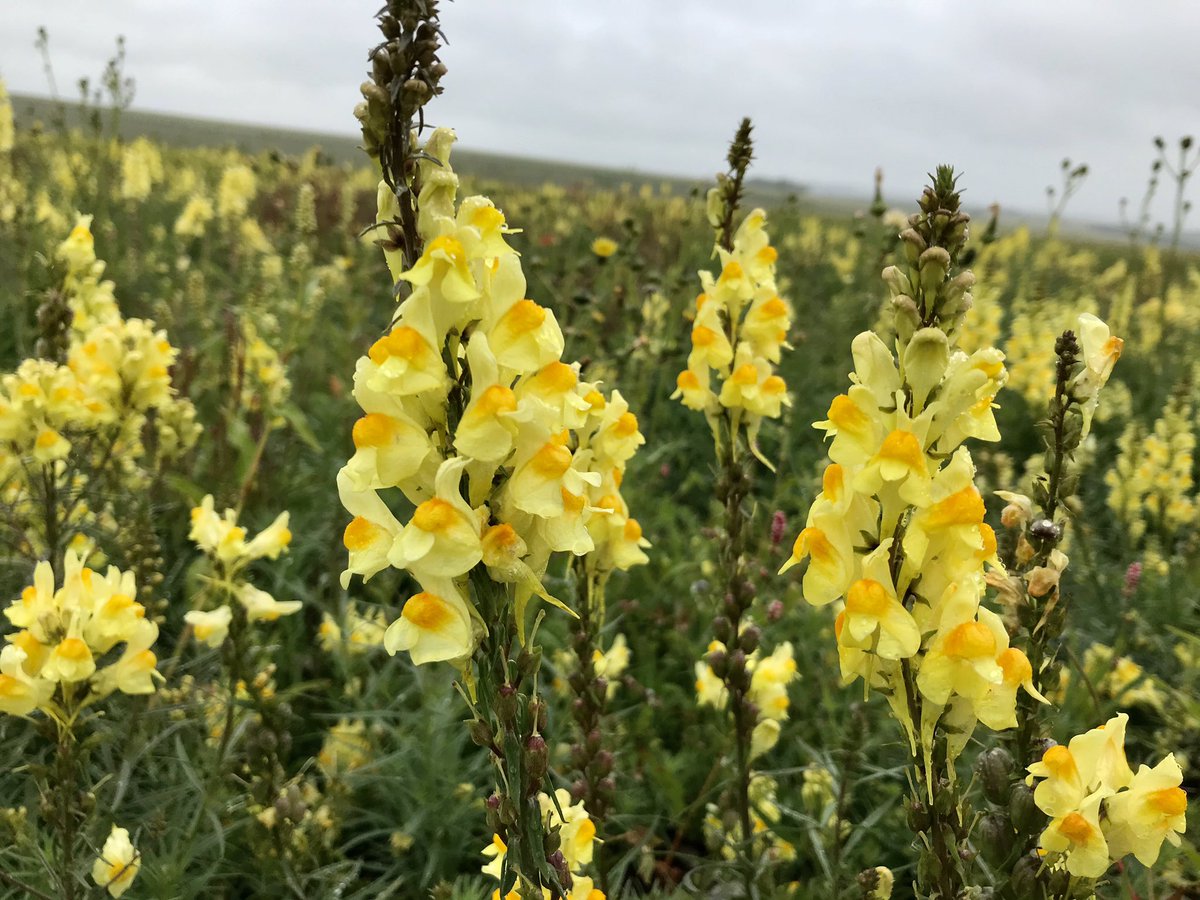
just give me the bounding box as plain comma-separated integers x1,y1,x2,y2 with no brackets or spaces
676,118,799,894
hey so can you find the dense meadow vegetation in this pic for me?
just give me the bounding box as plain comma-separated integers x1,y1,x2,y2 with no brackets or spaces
0,12,1199,900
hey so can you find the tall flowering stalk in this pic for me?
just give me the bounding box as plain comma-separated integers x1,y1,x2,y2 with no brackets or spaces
993,316,1123,768
674,119,797,890
780,169,1037,897
981,315,1187,894
341,3,641,894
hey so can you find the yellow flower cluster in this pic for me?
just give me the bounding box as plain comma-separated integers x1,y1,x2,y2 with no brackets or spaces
703,773,797,865
694,640,799,757
217,163,258,220
781,265,1125,778
552,632,630,701
672,209,792,454
483,788,604,899
186,496,299,644
175,195,215,237
0,551,160,716
0,218,199,558
239,320,293,413
118,137,164,202
780,319,1034,756
337,128,647,667
317,718,372,775
1106,394,1196,547
1078,643,1164,710
1028,713,1188,877
0,217,190,482
58,215,122,333
318,602,387,655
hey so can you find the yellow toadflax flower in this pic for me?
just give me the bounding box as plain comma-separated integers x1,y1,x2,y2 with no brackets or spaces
185,606,233,647
1103,753,1188,866
91,824,140,897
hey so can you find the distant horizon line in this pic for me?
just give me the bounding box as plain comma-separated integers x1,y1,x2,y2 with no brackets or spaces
8,89,1196,245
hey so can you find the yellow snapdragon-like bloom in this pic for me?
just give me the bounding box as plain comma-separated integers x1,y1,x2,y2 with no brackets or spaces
188,497,299,637
748,641,798,721
382,574,476,665
319,603,387,654
1028,713,1187,878
340,127,647,670
239,321,292,412
92,824,140,897
695,639,798,720
1103,753,1188,866
185,606,233,647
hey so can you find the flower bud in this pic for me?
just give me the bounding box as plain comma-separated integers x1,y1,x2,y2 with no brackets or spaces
706,186,725,229
881,265,913,298
727,648,748,682
549,850,572,890
1008,782,1042,835
516,647,542,681
903,327,950,409
918,246,951,293
978,812,1014,866
496,684,518,726
591,750,614,777
707,649,728,678
976,747,1014,806
467,718,494,748
1010,852,1042,897
739,624,761,654
524,735,549,782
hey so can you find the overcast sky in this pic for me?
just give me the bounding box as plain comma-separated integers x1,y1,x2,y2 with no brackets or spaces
2,1,1197,225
